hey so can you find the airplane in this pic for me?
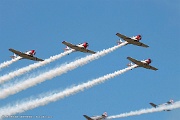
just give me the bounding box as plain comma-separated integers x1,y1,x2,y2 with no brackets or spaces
62,41,96,54
116,33,149,47
83,112,108,120
9,48,44,61
127,57,158,71
150,99,174,111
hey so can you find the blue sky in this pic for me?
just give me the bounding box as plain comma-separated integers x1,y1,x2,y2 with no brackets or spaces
0,0,180,120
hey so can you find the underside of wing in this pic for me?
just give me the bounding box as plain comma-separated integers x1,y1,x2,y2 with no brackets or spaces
143,64,158,71
32,57,44,61
116,33,130,40
83,115,93,120
62,41,77,49
131,41,149,48
84,49,96,54
149,65,158,71
139,42,149,47
150,103,157,108
72,46,96,54
141,63,158,71
21,55,44,61
167,101,171,104
166,110,171,111
9,48,24,56
127,57,142,66
75,47,96,54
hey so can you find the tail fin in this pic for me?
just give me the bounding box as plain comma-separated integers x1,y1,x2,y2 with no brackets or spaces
64,46,71,51
117,39,123,45
10,53,17,59
127,63,134,70
150,103,157,108
102,112,108,117
167,99,174,104
127,62,133,67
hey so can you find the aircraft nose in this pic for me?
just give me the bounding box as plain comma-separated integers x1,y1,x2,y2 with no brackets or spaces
148,59,151,64
32,50,36,55
84,42,88,48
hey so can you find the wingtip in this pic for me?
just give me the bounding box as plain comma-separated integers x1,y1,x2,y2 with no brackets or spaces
153,68,158,71
9,48,13,51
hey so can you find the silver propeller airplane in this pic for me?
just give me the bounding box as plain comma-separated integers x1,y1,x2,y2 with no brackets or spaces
127,57,158,71
62,41,96,54
83,112,107,120
9,48,44,61
116,33,149,47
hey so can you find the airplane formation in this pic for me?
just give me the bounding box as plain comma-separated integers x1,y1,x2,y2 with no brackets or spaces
1,32,174,120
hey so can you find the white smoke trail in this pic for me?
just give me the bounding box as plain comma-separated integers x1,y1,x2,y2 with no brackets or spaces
0,42,128,99
0,50,74,84
107,101,180,119
0,64,136,116
0,57,21,70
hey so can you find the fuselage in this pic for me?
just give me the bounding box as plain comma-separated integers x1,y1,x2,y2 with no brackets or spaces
141,59,151,64
90,116,106,120
76,42,89,49
131,35,142,41
25,50,36,56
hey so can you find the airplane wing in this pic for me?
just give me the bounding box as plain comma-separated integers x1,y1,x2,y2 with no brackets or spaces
166,110,171,111
127,57,142,66
62,41,96,54
83,115,93,120
24,55,44,61
82,49,96,54
116,33,130,40
148,65,158,71
116,33,149,47
150,103,157,108
142,63,158,71
9,48,44,61
131,41,149,47
62,41,77,49
9,48,24,57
